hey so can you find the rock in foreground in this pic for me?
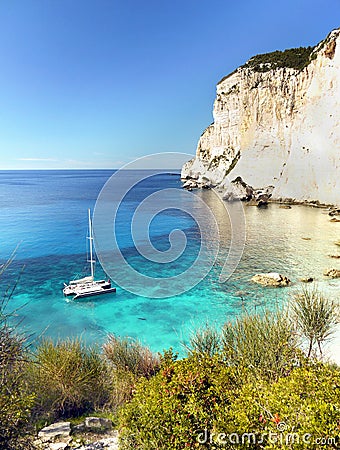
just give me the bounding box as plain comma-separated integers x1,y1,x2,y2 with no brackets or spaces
38,422,71,443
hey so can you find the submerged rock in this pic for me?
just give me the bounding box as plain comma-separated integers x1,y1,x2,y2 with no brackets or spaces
324,268,340,278
251,272,291,287
300,277,314,283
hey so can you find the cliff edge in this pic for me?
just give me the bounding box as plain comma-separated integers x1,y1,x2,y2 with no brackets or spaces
182,29,340,206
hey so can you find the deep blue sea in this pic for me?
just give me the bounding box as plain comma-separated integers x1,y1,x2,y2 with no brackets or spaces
0,170,339,355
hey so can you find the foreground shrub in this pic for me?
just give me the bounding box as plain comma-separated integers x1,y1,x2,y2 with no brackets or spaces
0,323,35,449
185,322,221,357
290,286,339,357
103,334,159,378
119,354,245,449
217,362,340,449
29,338,109,420
0,258,35,449
222,309,301,381
119,355,340,449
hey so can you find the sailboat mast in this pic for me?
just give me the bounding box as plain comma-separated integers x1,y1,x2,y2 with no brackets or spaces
88,208,95,279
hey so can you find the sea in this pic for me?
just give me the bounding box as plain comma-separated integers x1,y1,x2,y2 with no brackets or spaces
0,170,339,357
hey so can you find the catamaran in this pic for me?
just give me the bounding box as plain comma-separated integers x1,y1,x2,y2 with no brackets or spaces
63,209,116,300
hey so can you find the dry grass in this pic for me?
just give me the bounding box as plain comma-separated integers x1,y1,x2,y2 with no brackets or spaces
103,334,159,379
29,338,109,419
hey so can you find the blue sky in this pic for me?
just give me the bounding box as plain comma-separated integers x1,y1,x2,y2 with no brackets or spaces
0,0,339,169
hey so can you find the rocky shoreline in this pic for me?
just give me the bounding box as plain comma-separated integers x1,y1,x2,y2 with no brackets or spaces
181,175,340,210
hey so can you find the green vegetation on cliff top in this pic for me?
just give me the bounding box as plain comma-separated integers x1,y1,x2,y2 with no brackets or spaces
218,45,316,84
242,46,315,72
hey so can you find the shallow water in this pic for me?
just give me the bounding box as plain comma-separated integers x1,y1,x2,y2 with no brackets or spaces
0,170,339,356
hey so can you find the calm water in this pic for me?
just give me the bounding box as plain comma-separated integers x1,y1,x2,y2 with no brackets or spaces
0,170,339,355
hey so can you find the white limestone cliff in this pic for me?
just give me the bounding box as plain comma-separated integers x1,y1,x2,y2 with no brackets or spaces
182,29,340,206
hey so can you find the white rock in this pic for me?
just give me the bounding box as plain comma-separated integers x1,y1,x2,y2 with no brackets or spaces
182,29,340,207
73,433,119,450
84,416,112,430
49,443,69,450
38,422,71,443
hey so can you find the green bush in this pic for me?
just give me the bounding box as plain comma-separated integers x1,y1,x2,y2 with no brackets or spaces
0,257,36,449
290,286,339,357
119,354,246,449
103,334,159,379
185,322,222,357
29,338,109,420
119,355,340,449
242,46,315,72
0,324,35,449
217,362,340,449
222,310,302,381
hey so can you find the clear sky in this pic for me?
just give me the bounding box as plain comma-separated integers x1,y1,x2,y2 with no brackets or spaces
0,0,339,169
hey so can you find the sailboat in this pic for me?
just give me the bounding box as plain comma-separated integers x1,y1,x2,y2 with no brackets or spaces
63,209,116,300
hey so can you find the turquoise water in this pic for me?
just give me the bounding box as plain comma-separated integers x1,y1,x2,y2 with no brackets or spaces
0,170,339,354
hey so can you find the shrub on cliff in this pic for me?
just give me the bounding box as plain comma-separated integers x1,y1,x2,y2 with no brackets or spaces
242,46,315,72
186,310,302,381
102,335,160,413
216,362,340,449
119,354,340,450
0,322,35,449
103,334,160,379
290,286,339,357
119,353,246,449
0,259,35,449
29,338,109,420
221,310,302,381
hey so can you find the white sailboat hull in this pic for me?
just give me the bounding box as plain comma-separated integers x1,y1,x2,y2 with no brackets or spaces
63,279,116,299
62,209,116,301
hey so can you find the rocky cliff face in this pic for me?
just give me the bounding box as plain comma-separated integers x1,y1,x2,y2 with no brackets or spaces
182,29,340,206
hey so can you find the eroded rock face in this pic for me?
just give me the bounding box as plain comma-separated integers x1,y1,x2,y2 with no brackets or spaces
182,29,340,206
251,273,291,287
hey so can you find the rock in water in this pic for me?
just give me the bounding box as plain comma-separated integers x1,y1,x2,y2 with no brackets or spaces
300,277,314,283
181,29,340,206
251,273,291,287
324,269,340,278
